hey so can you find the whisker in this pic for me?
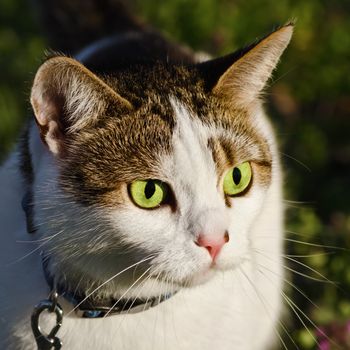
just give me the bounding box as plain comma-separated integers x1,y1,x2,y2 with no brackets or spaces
283,199,314,205
124,275,153,312
111,270,158,340
122,263,166,316
151,269,163,350
284,255,339,285
143,268,163,313
258,267,318,348
285,231,310,237
8,229,64,265
256,260,320,311
284,237,349,251
282,290,342,349
160,272,168,349
285,252,334,258
280,152,311,172
238,267,292,350
16,236,58,244
66,255,154,316
255,249,344,349
254,249,333,283
285,265,332,283
103,266,152,318
169,275,182,350
72,273,86,299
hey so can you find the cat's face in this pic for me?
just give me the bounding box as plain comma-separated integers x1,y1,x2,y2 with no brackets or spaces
109,101,271,285
31,25,292,297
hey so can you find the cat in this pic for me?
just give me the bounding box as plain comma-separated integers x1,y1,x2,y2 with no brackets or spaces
0,1,293,349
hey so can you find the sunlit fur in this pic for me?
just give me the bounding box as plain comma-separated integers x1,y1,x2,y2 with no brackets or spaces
0,25,292,349
0,105,284,349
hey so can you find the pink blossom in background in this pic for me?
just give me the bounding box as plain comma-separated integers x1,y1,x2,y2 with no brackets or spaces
316,321,350,349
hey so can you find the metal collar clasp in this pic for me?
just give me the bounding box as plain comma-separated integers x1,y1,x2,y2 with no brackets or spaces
31,291,63,350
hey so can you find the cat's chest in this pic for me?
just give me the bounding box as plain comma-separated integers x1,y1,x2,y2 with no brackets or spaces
43,269,255,350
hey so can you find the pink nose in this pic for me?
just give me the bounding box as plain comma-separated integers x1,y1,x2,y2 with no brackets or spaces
195,232,229,261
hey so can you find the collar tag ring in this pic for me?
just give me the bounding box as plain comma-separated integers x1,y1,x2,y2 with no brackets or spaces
31,291,63,350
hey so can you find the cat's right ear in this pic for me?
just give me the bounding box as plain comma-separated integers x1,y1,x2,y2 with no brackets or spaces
197,24,293,108
30,56,133,155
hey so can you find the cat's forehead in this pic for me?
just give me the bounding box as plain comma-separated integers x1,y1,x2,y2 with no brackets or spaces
173,98,270,161
107,63,271,160
63,95,268,193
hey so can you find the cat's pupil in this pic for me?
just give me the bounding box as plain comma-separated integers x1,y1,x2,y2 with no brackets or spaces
232,168,242,185
144,181,156,199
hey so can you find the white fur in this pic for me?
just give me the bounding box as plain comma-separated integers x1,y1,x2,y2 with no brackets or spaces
0,100,283,349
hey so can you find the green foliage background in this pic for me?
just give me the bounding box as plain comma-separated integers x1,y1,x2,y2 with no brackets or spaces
0,0,349,348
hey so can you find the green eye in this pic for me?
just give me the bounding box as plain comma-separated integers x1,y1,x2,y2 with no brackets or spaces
223,162,252,196
129,180,168,209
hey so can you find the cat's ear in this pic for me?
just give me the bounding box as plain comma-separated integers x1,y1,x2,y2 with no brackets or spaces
200,24,293,107
30,56,133,155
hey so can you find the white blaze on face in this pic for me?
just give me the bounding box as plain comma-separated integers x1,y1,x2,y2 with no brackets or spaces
166,98,267,271
169,98,229,241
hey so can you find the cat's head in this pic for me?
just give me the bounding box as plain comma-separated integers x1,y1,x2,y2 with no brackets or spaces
30,25,292,298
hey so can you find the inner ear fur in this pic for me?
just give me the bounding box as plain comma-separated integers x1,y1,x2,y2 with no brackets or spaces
30,56,132,154
210,24,293,107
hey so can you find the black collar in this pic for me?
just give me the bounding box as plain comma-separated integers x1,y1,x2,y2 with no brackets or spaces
23,191,176,318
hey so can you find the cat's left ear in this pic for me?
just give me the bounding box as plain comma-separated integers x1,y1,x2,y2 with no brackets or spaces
30,56,133,155
199,24,293,107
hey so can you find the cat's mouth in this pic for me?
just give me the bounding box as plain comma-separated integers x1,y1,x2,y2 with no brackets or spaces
149,264,221,289
149,252,250,289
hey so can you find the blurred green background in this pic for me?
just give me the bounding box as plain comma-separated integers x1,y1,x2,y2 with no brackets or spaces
0,0,349,348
